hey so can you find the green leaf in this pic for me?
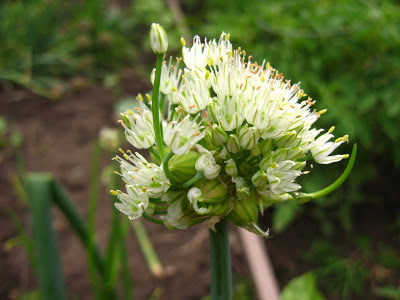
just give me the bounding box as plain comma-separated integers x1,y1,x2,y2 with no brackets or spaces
26,174,68,300
281,272,326,300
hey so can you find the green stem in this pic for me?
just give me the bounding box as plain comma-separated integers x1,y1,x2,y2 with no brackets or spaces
152,53,166,160
209,218,232,300
131,220,164,278
182,171,205,188
162,151,182,187
309,144,357,199
143,212,164,225
169,104,178,122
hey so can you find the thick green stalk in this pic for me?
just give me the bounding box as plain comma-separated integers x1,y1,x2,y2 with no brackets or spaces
209,218,232,300
152,53,166,160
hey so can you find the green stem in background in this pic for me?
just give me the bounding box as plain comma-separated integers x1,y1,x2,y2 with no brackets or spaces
152,53,166,160
309,144,357,199
162,150,182,187
131,220,164,278
209,218,232,300
87,140,106,299
26,174,68,300
182,171,205,188
169,104,178,122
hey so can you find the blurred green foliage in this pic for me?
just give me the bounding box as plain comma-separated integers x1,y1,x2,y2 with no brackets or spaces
0,0,136,98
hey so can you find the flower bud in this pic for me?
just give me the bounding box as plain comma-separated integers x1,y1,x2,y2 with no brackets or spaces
224,158,237,177
150,23,168,54
238,124,260,150
195,146,221,179
226,134,241,153
208,124,228,147
168,151,200,183
162,190,203,229
188,178,229,216
274,130,301,148
227,192,259,229
99,127,121,151
251,170,268,188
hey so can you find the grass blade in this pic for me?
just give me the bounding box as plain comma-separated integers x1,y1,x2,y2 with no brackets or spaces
131,220,163,278
26,173,68,300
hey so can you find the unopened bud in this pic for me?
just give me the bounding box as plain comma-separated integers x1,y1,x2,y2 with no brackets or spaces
188,178,229,216
226,134,241,153
168,151,200,183
150,23,168,54
238,124,260,150
224,159,238,177
251,170,268,188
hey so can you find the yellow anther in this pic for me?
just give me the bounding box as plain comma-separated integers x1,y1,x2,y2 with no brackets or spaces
145,94,151,102
137,93,144,101
226,33,230,40
328,126,335,133
342,154,350,159
180,37,186,47
319,109,327,115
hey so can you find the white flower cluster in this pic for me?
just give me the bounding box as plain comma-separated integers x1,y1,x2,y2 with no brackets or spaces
113,30,349,236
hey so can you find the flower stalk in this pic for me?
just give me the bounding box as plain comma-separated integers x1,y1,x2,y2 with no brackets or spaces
151,53,166,160
209,218,232,300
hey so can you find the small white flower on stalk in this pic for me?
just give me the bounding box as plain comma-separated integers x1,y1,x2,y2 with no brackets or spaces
175,70,210,114
112,185,149,220
308,131,349,164
114,151,170,198
265,161,302,195
150,23,168,54
209,32,232,64
119,101,155,149
182,36,210,70
164,114,206,155
195,145,221,179
151,57,183,95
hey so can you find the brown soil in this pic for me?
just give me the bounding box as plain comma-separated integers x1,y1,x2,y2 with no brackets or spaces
1,76,398,300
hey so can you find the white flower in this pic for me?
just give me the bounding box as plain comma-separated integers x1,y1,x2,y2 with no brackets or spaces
308,131,348,164
113,185,149,220
208,94,245,131
151,57,182,95
182,36,210,70
265,161,302,194
119,101,155,149
164,114,206,155
195,145,221,179
209,32,232,64
114,151,170,197
150,23,168,54
175,70,210,114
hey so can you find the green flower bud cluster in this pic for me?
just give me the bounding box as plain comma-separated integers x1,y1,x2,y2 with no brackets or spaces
112,24,354,237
